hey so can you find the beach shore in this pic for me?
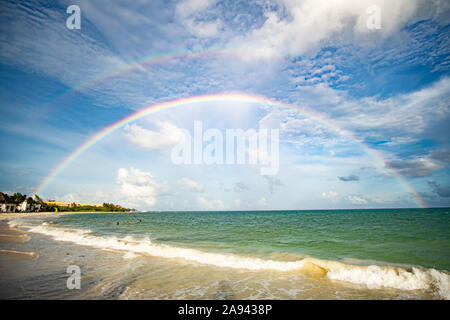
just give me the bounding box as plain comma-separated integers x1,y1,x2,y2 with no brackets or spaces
0,211,129,261
0,212,84,261
0,219,35,261
0,211,90,221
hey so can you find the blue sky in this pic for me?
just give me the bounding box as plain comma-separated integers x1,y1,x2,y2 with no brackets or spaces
0,0,449,210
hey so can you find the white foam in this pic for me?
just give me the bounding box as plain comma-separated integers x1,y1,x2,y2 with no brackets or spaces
325,264,450,299
123,251,139,260
28,224,307,271
28,223,450,299
7,220,19,228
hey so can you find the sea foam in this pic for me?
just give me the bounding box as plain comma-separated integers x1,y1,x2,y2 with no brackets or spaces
27,223,450,299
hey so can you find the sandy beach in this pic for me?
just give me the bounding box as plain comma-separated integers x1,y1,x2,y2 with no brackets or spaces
0,212,79,261
0,211,127,261
0,210,449,299
0,211,79,222
0,219,34,260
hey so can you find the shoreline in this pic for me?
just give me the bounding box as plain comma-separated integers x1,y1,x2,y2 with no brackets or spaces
0,212,102,260
0,219,37,261
0,211,448,299
0,211,132,259
0,211,128,222
0,211,63,222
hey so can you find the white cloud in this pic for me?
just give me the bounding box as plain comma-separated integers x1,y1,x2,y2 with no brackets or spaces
176,0,216,17
232,0,431,58
336,77,450,137
258,107,348,148
345,195,369,204
273,76,450,150
178,177,205,193
124,122,185,149
175,0,222,38
322,190,339,199
185,19,223,38
117,167,167,206
197,196,225,210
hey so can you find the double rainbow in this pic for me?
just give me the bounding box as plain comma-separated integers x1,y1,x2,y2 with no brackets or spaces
35,93,426,208
30,46,282,120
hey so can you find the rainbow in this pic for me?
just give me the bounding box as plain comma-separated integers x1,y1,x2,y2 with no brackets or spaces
35,93,427,208
69,47,263,94
29,47,282,120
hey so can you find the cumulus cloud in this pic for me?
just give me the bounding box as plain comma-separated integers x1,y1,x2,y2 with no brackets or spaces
338,174,360,182
231,0,438,58
322,190,339,199
124,122,185,149
386,158,443,178
345,195,369,204
178,177,204,193
197,196,225,210
117,167,167,206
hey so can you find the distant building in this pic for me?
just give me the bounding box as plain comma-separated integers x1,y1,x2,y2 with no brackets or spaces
0,192,16,213
17,200,30,212
17,200,42,212
0,203,16,213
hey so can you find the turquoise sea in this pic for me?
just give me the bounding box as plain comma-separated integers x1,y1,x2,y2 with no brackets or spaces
53,208,450,271
2,208,450,299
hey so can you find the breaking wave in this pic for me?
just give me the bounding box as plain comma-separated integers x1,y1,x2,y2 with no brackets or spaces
27,223,450,299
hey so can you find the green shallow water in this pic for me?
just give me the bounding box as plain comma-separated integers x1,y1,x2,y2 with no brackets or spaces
49,208,450,271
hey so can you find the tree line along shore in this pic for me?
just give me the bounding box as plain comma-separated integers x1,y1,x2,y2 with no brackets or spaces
0,192,135,213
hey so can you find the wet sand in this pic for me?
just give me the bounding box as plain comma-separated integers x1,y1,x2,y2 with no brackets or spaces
0,220,35,260
0,249,37,260
0,212,107,261
0,211,77,222
0,234,30,243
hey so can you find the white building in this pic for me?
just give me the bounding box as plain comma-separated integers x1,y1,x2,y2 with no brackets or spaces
0,203,16,213
17,201,41,212
17,200,30,212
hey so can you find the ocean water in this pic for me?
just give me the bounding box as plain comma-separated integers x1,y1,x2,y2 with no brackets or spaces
2,208,450,299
